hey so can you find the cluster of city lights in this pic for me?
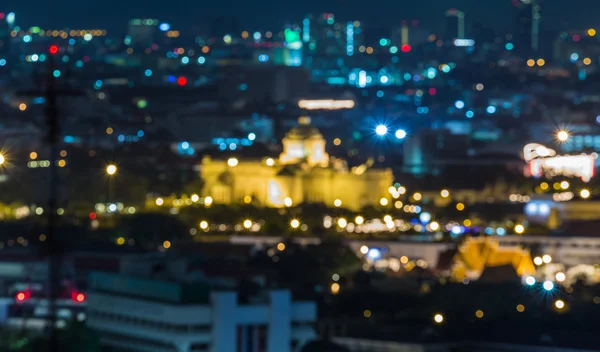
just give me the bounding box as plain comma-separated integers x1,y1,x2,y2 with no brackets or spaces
375,124,407,140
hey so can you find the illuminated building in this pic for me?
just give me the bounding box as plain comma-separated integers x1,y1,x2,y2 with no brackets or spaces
445,9,465,39
523,143,597,182
87,272,316,352
451,237,536,282
200,117,393,210
127,18,159,48
513,0,541,53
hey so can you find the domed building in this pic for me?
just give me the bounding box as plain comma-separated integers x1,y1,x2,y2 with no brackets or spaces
200,117,393,211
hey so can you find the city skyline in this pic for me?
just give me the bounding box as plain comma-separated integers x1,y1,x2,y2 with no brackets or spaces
3,0,599,33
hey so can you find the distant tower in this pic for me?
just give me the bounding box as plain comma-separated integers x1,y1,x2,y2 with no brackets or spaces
445,9,465,39
513,0,541,53
127,19,159,48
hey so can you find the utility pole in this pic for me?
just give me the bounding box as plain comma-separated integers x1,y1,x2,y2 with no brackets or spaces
19,45,83,352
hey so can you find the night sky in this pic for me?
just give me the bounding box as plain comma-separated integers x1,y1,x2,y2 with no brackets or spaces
3,0,598,34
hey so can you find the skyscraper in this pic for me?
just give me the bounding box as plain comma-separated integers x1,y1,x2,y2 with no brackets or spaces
445,9,465,40
513,0,541,53
127,19,159,48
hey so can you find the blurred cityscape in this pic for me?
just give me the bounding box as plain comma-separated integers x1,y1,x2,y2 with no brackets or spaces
2,1,600,351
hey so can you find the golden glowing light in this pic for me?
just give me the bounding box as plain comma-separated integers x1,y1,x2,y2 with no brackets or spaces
334,199,342,207
463,219,472,226
204,196,213,207
243,219,252,229
557,130,570,142
116,237,125,245
290,219,300,229
363,309,372,318
200,220,209,230
433,314,444,323
355,216,364,225
19,103,27,111
536,58,545,66
284,197,293,207
360,245,369,254
475,310,484,319
163,240,171,249
580,189,591,199
155,197,164,206
456,203,465,211
29,152,37,160
540,182,549,190
57,160,66,168
588,28,597,36
244,195,252,204
555,300,565,310
583,57,592,65
337,218,348,228
514,224,525,234
440,189,450,198
106,164,117,175
265,158,274,166
413,192,422,201
526,59,535,67
331,283,340,294
191,194,199,202
333,138,341,146
429,221,440,231
516,304,525,312
277,242,286,251
227,158,239,167
106,127,113,135
379,198,389,206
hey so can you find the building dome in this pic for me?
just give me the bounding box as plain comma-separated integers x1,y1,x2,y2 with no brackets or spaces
285,117,324,141
279,117,329,166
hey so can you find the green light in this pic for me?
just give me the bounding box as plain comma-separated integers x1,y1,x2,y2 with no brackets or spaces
284,29,301,43
30,26,40,34
137,99,148,109
390,46,398,54
52,70,61,78
379,38,390,47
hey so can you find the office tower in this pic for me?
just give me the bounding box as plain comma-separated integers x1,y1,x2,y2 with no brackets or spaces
445,9,465,39
513,0,541,53
0,13,11,56
127,19,159,48
306,13,345,56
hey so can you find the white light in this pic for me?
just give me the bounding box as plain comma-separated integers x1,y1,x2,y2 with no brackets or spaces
543,281,554,291
248,133,256,141
542,254,552,264
395,129,407,139
533,256,543,265
298,99,355,110
555,272,566,282
375,125,388,136
108,204,117,212
360,245,369,254
453,38,475,47
525,276,536,286
539,203,550,216
83,33,93,41
419,212,431,223
455,100,465,109
367,248,381,260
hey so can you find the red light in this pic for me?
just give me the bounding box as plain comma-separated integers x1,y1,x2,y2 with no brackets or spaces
573,34,581,42
177,77,187,86
74,293,85,302
429,88,437,95
49,45,59,55
89,212,97,220
401,44,411,53
16,292,28,301
0,13,5,20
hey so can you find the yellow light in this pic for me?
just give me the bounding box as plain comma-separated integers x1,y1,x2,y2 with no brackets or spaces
19,103,27,111
337,218,348,228
366,47,373,54
526,59,535,67
429,221,440,231
379,198,389,206
433,314,444,323
413,192,422,201
475,310,484,318
191,194,199,202
290,219,300,229
241,31,249,38
355,216,364,225
331,283,340,294
394,201,403,209
39,234,46,242
560,181,569,190
580,189,591,199
277,242,286,251
463,219,472,226
533,256,543,265
360,245,369,254
244,195,252,204
116,237,125,245
383,215,392,222
440,189,450,198
536,58,545,66
542,254,552,264
333,138,341,146
284,197,293,207
106,164,117,175
57,160,66,168
106,127,113,135
363,309,372,318
557,130,570,142
227,158,239,167
400,256,409,264
200,221,209,230
514,224,525,234
555,300,565,310
155,197,164,206
583,57,592,65
540,182,549,190
60,150,67,157
588,28,597,36
398,186,406,194
204,196,213,207
243,219,252,229
265,158,274,166
456,203,465,211
163,240,171,249
30,152,37,160
555,272,566,282
516,304,525,312
334,199,342,207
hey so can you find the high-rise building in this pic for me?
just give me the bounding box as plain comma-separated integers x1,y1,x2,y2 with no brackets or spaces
513,0,541,53
0,12,14,57
127,19,159,48
305,13,345,56
445,9,465,40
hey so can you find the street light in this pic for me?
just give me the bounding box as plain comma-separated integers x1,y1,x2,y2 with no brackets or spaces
106,164,117,176
0,153,4,165
556,130,570,142
105,164,117,207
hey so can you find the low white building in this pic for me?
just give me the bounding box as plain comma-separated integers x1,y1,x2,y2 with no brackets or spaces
86,272,316,352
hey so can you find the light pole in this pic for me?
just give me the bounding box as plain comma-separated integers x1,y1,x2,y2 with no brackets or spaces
106,164,117,208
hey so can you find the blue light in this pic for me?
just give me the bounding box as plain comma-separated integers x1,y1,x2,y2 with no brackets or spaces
543,281,554,291
68,38,76,45
375,125,388,136
0,59,6,67
159,23,170,32
466,110,474,118
426,68,437,79
181,56,190,64
248,133,256,141
33,97,45,104
376,90,384,98
455,100,465,109
75,60,84,68
496,228,506,236
451,226,463,236
395,129,407,139
570,53,579,62
137,130,144,137
380,75,389,84
389,46,398,54
144,69,152,77
198,56,206,64
181,142,190,150
239,83,248,91
95,80,103,88
442,65,451,73
486,106,497,114
23,35,32,43
53,70,61,78
63,136,76,143
258,54,269,62
419,212,431,224
118,135,125,142
229,143,237,150
403,73,412,81
168,75,176,83
219,143,227,151
505,42,514,51
367,248,381,260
